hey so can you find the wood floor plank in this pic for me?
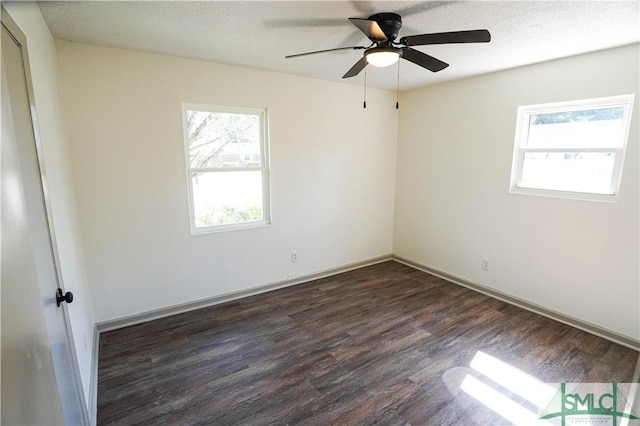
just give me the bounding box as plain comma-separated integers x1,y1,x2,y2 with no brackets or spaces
97,261,639,425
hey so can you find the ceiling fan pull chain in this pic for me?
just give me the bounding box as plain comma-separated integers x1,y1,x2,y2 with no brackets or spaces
396,60,400,109
363,68,367,109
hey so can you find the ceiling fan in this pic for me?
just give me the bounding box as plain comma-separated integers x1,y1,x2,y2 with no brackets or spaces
286,12,491,78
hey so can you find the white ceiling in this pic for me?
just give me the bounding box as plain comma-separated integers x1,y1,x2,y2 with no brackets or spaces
38,1,640,91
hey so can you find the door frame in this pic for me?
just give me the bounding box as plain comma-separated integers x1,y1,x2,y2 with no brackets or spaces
1,6,89,424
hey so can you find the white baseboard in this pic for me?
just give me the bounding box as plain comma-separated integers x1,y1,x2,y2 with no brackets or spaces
90,253,638,421
91,254,391,418
95,254,640,350
96,254,393,333
393,255,640,352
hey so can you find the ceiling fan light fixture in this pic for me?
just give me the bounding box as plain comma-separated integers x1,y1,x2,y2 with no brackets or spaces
365,47,401,67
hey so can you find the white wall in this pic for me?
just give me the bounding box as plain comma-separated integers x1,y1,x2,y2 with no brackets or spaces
395,45,640,341
2,2,96,407
55,40,398,323
52,33,637,344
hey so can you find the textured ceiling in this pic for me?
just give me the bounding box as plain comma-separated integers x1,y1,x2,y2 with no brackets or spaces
38,1,640,91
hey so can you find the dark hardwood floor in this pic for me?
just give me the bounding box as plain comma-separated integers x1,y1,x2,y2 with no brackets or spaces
98,261,639,425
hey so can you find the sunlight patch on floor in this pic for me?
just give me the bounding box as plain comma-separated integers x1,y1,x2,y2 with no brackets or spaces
460,350,557,425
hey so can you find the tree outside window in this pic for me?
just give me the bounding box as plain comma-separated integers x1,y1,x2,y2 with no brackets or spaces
183,103,270,232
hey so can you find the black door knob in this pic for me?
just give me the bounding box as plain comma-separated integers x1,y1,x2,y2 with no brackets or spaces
56,288,73,307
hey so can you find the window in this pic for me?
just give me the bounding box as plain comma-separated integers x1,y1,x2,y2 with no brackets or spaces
183,103,270,233
510,94,634,201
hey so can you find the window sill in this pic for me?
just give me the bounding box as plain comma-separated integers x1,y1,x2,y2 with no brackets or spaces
190,220,271,236
509,186,619,203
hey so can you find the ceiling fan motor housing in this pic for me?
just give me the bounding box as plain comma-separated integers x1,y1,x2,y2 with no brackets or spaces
369,12,402,41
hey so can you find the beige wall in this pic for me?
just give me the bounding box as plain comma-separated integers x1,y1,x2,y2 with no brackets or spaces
57,40,639,341
394,44,640,341
55,40,399,322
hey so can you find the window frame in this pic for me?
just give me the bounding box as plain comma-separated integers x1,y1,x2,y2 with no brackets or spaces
182,102,271,234
509,94,635,202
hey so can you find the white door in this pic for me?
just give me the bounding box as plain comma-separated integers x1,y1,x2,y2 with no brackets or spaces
1,11,87,426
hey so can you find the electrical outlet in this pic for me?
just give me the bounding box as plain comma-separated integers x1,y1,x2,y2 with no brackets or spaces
481,258,490,271
291,251,298,263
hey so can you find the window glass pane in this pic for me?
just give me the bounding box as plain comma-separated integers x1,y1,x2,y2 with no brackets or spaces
520,152,616,194
526,107,626,149
187,110,261,168
192,171,264,227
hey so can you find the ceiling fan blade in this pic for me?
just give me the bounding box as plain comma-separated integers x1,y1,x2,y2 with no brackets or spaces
349,17,387,42
401,47,449,72
286,46,366,59
342,56,368,78
400,29,491,46
394,1,458,18
350,0,374,15
265,18,348,28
